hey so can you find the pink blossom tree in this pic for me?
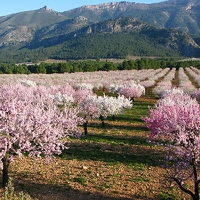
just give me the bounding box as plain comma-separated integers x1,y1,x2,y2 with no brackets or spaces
78,95,100,136
73,88,99,136
0,83,82,187
117,83,145,101
73,88,94,104
144,92,200,200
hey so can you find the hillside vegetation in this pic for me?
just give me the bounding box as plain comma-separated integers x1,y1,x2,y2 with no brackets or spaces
0,0,200,62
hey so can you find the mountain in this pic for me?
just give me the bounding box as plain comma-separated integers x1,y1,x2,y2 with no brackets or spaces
62,0,200,34
26,17,199,57
0,6,67,47
0,0,200,62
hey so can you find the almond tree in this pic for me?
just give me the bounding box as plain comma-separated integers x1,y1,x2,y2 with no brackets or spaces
79,95,100,136
144,92,200,200
96,94,132,126
117,83,145,101
50,84,75,107
73,88,94,104
73,88,98,135
0,83,82,187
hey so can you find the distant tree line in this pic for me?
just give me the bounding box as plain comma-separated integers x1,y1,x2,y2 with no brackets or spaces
0,59,200,74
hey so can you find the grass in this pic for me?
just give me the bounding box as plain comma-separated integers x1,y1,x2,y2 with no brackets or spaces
157,192,177,200
0,92,192,200
73,176,87,185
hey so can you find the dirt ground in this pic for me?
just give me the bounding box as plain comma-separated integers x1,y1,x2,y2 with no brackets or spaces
0,107,190,200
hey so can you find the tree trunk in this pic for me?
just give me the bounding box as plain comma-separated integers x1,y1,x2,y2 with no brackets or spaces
2,156,10,187
174,177,195,199
83,120,88,136
174,160,200,200
193,192,199,200
193,161,199,200
100,115,105,127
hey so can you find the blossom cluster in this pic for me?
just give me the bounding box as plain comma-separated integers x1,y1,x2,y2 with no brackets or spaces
96,94,132,118
160,87,184,99
117,82,145,99
144,89,200,181
39,82,133,122
18,79,37,87
74,83,94,90
0,83,83,169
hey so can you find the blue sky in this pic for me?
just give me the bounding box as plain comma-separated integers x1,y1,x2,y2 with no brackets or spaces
0,0,167,17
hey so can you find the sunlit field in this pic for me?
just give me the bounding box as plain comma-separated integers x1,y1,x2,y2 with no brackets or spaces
0,67,200,200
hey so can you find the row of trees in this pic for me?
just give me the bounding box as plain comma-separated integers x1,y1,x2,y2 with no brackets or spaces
1,59,200,74
0,80,138,187
1,65,200,199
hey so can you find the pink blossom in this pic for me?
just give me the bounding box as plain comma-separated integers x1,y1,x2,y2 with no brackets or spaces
144,92,200,198
0,83,83,186
117,83,145,99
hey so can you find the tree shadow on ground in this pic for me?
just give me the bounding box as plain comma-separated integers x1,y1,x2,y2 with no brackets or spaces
0,175,160,200
89,120,148,132
101,122,149,132
105,116,145,123
62,134,163,167
85,133,149,146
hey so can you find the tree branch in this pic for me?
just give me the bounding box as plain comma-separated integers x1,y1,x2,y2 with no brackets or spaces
174,178,194,198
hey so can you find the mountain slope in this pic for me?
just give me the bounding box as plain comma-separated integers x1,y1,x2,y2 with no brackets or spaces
0,1,200,62
23,17,200,59
0,6,67,47
0,0,200,49
62,0,200,34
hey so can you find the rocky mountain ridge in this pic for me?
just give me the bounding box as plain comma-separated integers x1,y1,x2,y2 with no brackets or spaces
0,0,200,47
0,0,200,61
26,16,199,57
63,0,200,33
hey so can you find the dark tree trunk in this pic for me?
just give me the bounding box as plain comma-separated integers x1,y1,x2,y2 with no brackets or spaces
100,115,105,127
194,183,200,200
83,120,88,136
131,97,134,102
174,178,195,199
174,160,200,200
192,161,200,200
2,156,10,187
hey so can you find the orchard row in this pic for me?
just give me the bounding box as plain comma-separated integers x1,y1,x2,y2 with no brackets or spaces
0,66,199,97
0,65,200,196
0,81,134,186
